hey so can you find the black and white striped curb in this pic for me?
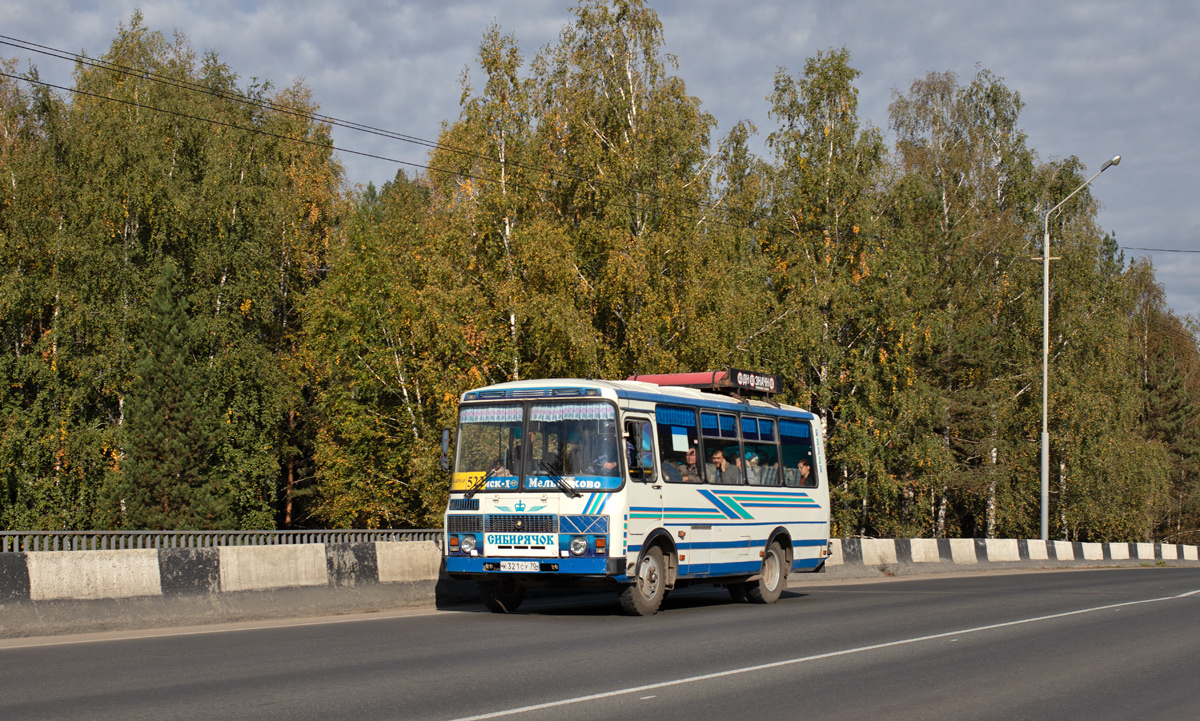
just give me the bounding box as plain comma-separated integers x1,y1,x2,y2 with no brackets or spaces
829,538,1200,574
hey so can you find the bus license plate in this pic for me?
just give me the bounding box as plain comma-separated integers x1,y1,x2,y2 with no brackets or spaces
500,561,539,572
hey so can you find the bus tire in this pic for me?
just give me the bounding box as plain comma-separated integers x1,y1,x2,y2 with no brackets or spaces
619,546,666,616
479,578,525,613
746,541,787,604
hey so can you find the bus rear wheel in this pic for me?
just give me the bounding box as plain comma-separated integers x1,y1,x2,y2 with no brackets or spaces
619,546,666,616
746,541,787,604
479,578,525,613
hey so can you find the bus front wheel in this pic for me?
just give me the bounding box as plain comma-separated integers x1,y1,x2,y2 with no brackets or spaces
479,578,525,613
619,546,666,616
746,541,787,604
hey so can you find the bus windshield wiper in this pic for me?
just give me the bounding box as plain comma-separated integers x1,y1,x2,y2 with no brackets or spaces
463,467,498,500
539,460,582,498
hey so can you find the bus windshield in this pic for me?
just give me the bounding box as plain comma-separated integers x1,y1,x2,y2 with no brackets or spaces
451,400,622,493
453,404,523,492
525,401,621,492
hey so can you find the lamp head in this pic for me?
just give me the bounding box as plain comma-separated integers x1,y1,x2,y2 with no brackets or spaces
1101,155,1121,171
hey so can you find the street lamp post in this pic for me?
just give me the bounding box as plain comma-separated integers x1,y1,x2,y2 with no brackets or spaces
1040,154,1121,541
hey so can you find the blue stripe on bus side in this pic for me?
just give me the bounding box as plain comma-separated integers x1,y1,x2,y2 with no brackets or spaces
630,536,827,553
672,538,828,552
697,489,743,519
679,559,761,576
681,554,830,575
676,556,825,578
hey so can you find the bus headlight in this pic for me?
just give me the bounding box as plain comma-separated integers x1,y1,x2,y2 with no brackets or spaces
569,536,589,556
460,534,477,553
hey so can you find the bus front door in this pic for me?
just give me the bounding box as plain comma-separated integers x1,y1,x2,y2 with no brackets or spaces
623,417,662,574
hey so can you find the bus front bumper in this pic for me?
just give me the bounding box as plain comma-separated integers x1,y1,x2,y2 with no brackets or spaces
446,555,625,578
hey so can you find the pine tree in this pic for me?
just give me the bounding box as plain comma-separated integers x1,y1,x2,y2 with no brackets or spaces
116,260,227,529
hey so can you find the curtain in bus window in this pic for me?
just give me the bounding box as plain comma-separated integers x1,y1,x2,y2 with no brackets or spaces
529,403,615,422
719,414,738,439
741,416,759,441
779,419,816,487
460,406,524,424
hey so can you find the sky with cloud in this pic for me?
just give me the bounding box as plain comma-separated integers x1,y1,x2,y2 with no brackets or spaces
5,1,1199,317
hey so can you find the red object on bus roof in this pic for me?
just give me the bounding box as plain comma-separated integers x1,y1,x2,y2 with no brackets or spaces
627,368,781,394
626,371,726,387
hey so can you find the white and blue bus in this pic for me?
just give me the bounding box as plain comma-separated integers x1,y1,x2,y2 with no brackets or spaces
442,370,831,615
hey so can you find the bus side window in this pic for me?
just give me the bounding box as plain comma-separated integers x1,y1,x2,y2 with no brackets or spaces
702,412,741,484
655,406,702,483
624,419,656,482
778,419,816,487
742,417,781,486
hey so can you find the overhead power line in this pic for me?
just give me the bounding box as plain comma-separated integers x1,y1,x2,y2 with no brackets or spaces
1122,246,1200,254
0,70,433,175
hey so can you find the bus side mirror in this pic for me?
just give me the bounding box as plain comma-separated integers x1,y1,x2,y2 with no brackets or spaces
440,428,451,472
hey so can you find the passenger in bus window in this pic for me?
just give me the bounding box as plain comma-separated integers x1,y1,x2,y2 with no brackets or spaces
797,459,813,487
678,447,702,483
758,460,777,486
745,452,760,484
707,449,739,484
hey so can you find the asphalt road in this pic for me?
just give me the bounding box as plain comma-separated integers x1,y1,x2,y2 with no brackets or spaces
3,568,1199,721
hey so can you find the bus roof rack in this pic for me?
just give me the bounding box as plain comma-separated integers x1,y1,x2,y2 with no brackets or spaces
626,368,783,396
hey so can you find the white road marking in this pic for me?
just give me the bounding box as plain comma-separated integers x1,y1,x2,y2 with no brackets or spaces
443,588,1200,721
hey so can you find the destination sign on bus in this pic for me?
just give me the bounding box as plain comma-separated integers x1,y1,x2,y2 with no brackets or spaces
730,368,781,394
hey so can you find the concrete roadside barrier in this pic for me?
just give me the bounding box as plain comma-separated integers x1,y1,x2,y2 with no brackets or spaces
26,549,161,601
2,536,1198,637
218,544,328,592
823,538,1200,579
0,540,477,638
